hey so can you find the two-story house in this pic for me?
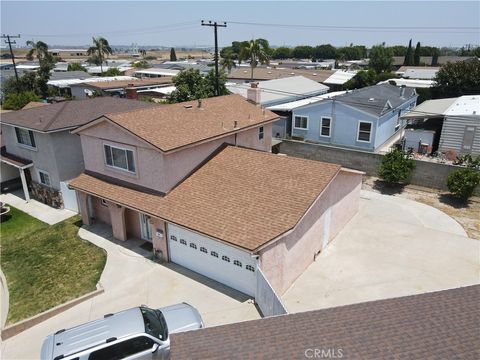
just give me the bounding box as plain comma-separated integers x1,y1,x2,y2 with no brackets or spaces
291,83,418,152
69,94,363,296
0,98,156,210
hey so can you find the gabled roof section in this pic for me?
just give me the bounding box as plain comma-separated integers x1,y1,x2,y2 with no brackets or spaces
335,83,417,117
77,94,279,152
1,97,157,132
70,146,341,251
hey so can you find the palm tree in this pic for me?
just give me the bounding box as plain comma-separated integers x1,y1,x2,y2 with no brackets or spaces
87,37,113,74
239,39,270,80
220,50,236,73
26,40,52,64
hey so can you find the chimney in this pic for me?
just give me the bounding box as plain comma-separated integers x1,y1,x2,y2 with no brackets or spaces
247,82,261,104
400,85,406,97
125,86,138,100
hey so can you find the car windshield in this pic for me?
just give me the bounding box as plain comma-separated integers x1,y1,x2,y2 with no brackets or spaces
140,307,168,341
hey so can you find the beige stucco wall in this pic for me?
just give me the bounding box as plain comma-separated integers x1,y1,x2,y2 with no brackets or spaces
151,217,168,261
92,196,111,225
259,170,362,295
80,120,273,194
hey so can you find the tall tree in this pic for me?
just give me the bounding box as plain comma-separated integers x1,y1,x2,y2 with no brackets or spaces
67,62,87,72
220,49,236,72
170,47,177,61
414,42,421,66
87,37,113,74
432,58,480,98
368,43,394,73
272,47,292,60
239,39,270,80
314,44,336,60
404,39,414,66
26,40,53,65
292,45,314,59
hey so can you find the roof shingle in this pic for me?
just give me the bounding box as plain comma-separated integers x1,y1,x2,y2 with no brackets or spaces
170,285,480,360
69,146,341,251
1,97,157,132
93,94,279,152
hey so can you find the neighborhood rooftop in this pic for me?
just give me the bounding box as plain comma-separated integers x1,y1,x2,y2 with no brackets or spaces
74,94,279,152
69,146,341,251
334,83,416,116
170,285,480,359
228,67,336,82
0,97,157,132
79,77,174,90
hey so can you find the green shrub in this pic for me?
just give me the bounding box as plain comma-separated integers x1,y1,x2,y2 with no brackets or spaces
446,168,480,201
378,148,416,184
2,91,41,110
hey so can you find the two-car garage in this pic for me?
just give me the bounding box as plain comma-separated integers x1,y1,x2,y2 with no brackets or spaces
167,224,257,297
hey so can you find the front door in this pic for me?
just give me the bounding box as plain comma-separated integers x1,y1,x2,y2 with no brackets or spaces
139,214,152,242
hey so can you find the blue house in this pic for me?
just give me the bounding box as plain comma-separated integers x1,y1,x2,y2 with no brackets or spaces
291,84,418,152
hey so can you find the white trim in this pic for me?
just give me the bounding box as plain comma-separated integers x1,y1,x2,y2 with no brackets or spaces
103,142,137,175
356,120,373,143
293,115,309,130
319,116,332,138
37,169,51,187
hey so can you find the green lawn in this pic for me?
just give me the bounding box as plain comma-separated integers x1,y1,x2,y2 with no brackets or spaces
0,206,106,324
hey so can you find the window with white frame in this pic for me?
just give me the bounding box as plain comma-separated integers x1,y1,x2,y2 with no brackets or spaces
104,144,136,173
357,122,372,142
15,127,36,148
38,170,51,187
258,126,264,140
294,115,308,129
320,117,331,137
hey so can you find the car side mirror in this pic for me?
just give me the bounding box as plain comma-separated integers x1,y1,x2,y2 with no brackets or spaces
152,343,160,353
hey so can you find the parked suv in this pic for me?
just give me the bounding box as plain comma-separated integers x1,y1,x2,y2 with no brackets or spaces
40,303,203,360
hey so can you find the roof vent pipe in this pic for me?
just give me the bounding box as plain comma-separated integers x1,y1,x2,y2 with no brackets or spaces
400,85,406,97
197,99,202,108
234,120,239,129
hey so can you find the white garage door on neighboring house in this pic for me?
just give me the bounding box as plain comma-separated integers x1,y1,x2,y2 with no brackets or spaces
168,224,257,296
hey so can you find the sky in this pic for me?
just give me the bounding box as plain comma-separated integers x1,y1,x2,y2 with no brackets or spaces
1,1,479,48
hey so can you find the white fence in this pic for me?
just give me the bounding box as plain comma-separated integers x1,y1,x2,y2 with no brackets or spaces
255,267,288,317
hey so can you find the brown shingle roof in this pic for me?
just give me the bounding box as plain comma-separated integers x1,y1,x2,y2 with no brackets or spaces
1,97,158,132
228,68,335,83
170,285,480,360
81,77,173,90
69,146,341,251
21,101,49,110
91,94,279,152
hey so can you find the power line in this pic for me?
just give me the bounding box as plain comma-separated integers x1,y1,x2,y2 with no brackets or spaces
1,34,21,83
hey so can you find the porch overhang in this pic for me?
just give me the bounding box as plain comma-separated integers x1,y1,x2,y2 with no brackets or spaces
0,147,33,170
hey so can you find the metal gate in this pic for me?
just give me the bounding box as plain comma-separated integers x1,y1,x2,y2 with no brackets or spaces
255,267,288,317
60,181,78,212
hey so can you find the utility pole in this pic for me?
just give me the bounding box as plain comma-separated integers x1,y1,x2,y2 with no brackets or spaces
1,34,21,83
201,20,227,96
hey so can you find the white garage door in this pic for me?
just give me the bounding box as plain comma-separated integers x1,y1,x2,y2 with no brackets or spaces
168,224,257,296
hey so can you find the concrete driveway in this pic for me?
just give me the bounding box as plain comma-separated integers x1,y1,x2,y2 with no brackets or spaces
283,190,480,313
1,224,259,360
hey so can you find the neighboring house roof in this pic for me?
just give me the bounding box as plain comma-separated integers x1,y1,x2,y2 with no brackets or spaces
48,75,137,88
74,94,279,152
376,78,435,88
397,66,441,73
227,76,329,106
322,70,357,85
137,86,176,95
444,95,480,116
402,95,480,120
267,90,347,112
135,68,180,77
1,97,157,132
49,71,92,81
69,146,341,251
80,77,173,91
228,67,336,83
170,285,480,360
401,68,439,80
401,98,458,119
22,101,49,110
334,83,417,117
392,56,475,66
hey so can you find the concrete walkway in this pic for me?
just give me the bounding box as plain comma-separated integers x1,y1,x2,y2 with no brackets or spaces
1,223,260,360
283,190,479,313
0,191,76,225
